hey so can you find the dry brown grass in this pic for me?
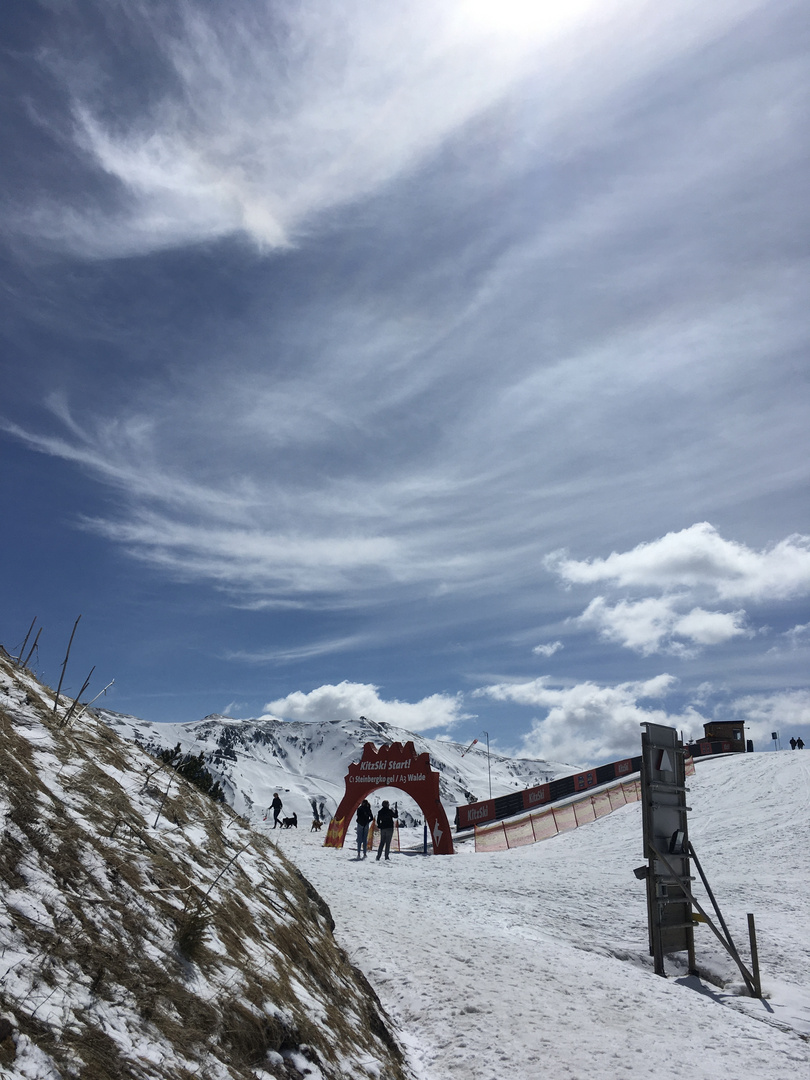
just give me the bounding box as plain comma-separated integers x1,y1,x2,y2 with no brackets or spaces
0,655,412,1080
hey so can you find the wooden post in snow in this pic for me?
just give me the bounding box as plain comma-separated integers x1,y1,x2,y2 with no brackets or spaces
53,615,81,715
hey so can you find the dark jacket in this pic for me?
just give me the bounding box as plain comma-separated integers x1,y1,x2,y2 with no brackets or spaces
376,805,398,830
356,802,374,827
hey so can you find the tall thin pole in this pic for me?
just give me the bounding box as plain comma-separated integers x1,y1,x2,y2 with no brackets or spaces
53,615,81,715
22,627,42,670
484,731,491,799
17,617,37,666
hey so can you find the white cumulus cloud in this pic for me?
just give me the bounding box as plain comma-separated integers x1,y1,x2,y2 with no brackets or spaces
673,607,750,646
475,673,704,763
730,689,810,746
532,640,564,657
264,680,469,732
547,522,810,602
546,523,807,656
577,595,751,655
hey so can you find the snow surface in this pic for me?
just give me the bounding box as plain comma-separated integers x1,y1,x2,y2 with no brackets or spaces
4,663,809,1079
266,750,810,1080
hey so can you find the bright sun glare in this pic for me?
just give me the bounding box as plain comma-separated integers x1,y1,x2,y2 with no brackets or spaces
460,0,611,39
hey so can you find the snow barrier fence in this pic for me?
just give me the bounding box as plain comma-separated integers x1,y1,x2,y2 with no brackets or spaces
474,779,641,852
474,753,695,854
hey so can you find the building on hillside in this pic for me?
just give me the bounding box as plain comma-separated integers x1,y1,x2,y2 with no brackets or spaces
688,720,747,759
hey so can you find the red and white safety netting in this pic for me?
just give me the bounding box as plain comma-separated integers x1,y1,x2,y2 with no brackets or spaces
474,754,695,853
473,778,642,853
366,822,401,853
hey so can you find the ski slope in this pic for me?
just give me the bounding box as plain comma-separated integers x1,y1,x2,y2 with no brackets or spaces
270,750,810,1080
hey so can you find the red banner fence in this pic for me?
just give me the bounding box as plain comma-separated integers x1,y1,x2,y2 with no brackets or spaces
474,754,695,853
473,778,640,852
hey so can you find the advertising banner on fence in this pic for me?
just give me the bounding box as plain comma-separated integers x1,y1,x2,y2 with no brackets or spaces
458,754,643,832
473,778,640,852
456,798,497,831
521,784,550,812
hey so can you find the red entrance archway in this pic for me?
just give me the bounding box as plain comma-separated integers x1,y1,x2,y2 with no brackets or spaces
325,741,454,855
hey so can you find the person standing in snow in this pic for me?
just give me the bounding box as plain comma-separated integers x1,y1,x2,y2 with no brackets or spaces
790,737,797,749
375,800,398,861
270,792,283,829
355,799,374,859
798,737,805,749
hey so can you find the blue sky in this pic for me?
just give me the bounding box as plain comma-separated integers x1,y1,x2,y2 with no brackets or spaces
2,0,809,765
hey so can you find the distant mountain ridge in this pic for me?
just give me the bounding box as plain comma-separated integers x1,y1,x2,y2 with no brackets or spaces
97,709,575,827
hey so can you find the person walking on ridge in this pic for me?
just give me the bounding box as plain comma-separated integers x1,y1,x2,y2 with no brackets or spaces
375,799,398,861
270,792,283,829
355,799,374,859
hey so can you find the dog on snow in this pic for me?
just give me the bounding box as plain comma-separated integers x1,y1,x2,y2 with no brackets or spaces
281,813,298,829
310,818,323,832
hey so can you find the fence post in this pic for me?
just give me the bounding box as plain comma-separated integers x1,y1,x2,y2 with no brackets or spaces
747,914,762,998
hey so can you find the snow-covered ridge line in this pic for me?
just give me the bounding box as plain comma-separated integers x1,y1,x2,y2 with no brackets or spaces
97,708,575,827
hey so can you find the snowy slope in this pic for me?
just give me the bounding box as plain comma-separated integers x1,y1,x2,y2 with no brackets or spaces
0,653,410,1080
5,652,808,1080
269,750,810,1080
97,710,574,826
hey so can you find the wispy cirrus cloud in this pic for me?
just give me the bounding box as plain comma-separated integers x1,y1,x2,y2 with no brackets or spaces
227,635,378,664
1,0,807,749
22,0,590,255
19,0,770,257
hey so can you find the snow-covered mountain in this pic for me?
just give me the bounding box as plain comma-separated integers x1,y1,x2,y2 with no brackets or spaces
96,710,575,827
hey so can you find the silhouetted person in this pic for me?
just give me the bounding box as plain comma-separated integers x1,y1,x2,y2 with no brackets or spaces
270,792,283,828
375,800,398,861
790,737,797,750
355,799,374,858
798,737,805,750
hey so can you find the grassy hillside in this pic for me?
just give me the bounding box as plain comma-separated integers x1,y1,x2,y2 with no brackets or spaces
0,650,409,1080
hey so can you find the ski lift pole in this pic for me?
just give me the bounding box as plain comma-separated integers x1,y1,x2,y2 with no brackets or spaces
484,731,492,799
